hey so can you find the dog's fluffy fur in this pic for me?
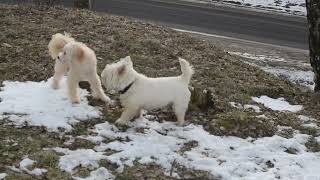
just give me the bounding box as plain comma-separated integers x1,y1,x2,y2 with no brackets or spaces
101,56,193,125
48,33,110,104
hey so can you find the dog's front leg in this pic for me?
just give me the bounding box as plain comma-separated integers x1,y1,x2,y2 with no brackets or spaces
52,60,68,89
67,73,80,103
89,74,111,104
116,108,140,126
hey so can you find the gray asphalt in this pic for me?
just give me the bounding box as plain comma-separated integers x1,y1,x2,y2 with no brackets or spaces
90,0,309,50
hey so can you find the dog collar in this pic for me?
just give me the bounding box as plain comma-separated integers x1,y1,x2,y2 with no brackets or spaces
119,81,134,94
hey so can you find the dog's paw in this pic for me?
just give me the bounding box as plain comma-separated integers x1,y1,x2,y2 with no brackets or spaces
99,95,112,104
107,99,118,107
71,97,80,104
103,96,112,104
177,120,185,126
72,100,80,104
51,83,60,90
115,118,128,126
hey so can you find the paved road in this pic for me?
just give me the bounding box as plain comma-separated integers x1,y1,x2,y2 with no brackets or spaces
90,0,308,50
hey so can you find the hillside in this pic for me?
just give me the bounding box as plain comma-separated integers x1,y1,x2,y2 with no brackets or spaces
0,4,319,180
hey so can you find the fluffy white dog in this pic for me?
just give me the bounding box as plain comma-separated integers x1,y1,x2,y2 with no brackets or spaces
52,37,110,104
48,33,74,90
101,56,193,125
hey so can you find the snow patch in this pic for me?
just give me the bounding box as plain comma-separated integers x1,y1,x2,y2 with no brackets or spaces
52,148,108,173
298,115,318,122
244,104,261,113
186,0,306,16
0,77,101,132
50,117,320,179
252,96,303,112
230,102,261,112
230,102,242,109
78,135,104,143
229,52,286,62
229,51,315,89
63,136,76,146
226,0,306,15
261,67,315,90
73,167,114,180
19,158,35,169
92,120,185,176
297,115,319,129
0,173,6,180
256,114,268,119
10,158,47,176
52,148,115,179
302,123,318,129
277,125,293,131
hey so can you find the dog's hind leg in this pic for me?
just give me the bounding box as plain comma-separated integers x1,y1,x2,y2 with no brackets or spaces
89,74,111,103
67,73,80,103
139,109,146,118
173,104,187,126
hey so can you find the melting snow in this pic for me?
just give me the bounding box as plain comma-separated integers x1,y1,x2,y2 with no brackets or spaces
10,158,47,176
73,167,114,180
0,77,101,131
52,148,114,179
229,51,315,90
244,104,261,113
256,114,268,119
230,102,261,113
19,158,35,169
52,148,107,173
0,173,6,180
297,115,319,129
51,118,320,179
188,0,306,15
252,96,303,112
298,115,317,122
0,71,318,180
229,52,286,62
302,123,318,129
226,0,306,15
261,68,315,90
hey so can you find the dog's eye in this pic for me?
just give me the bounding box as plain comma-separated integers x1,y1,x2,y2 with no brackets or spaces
64,52,66,55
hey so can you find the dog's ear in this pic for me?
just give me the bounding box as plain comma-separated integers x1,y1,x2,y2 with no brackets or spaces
123,56,133,67
55,40,66,50
64,31,71,37
117,64,126,76
123,56,131,62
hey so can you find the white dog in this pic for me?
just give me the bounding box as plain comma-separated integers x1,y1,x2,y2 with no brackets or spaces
52,38,110,104
101,56,193,125
48,33,74,90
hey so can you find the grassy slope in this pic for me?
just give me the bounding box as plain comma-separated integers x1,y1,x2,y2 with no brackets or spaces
0,4,319,179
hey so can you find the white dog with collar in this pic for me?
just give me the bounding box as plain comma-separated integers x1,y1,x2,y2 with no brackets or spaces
101,56,193,126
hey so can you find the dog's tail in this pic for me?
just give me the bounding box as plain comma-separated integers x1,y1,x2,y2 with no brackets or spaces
179,58,194,84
